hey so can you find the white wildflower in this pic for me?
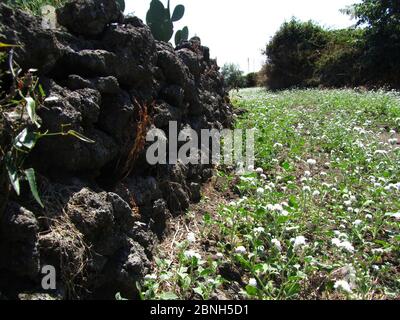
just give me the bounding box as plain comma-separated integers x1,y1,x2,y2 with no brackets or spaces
184,250,201,260
374,150,388,156
344,200,352,207
256,187,265,196
271,239,282,251
254,227,265,235
292,236,307,249
334,280,352,294
248,278,258,288
255,167,264,174
332,238,354,253
215,252,224,259
386,212,400,220
312,190,320,197
187,232,196,243
280,210,289,216
144,274,157,281
269,182,276,188
340,241,355,253
235,246,247,254
307,159,317,166
266,204,275,211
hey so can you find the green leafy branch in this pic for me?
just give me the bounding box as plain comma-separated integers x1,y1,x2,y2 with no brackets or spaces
0,45,94,208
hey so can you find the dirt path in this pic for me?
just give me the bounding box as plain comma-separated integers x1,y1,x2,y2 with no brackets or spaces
157,175,235,261
145,173,243,299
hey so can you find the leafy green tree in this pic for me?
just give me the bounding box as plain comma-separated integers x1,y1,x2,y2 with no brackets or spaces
221,63,245,89
316,28,365,87
264,18,328,90
344,0,400,86
244,72,257,88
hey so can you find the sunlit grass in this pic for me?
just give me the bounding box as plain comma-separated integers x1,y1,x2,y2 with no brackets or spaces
139,88,400,300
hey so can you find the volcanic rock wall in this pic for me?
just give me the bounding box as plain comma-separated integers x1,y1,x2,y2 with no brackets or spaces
0,0,233,299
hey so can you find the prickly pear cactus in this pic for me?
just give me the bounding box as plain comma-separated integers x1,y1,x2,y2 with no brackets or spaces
146,0,187,43
116,0,125,12
175,26,189,46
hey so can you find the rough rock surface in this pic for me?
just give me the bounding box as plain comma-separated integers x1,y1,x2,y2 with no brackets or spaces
0,0,233,299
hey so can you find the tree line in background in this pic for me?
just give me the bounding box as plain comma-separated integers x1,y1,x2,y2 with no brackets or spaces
223,0,399,91
220,63,258,90
260,0,400,90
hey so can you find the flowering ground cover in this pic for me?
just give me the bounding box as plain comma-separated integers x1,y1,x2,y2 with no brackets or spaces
138,88,400,300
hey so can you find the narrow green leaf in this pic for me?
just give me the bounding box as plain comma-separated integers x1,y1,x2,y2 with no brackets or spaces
24,97,41,128
288,195,299,208
67,130,95,144
5,155,20,195
0,42,21,49
24,168,44,208
38,84,46,98
14,128,38,150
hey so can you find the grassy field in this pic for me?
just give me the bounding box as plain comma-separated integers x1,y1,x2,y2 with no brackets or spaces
138,88,400,300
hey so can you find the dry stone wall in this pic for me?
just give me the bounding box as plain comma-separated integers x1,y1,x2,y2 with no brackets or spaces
0,0,233,299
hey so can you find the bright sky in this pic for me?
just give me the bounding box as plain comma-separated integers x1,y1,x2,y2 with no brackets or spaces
125,0,360,73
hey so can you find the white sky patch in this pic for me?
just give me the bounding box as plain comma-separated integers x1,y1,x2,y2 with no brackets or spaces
125,0,360,73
